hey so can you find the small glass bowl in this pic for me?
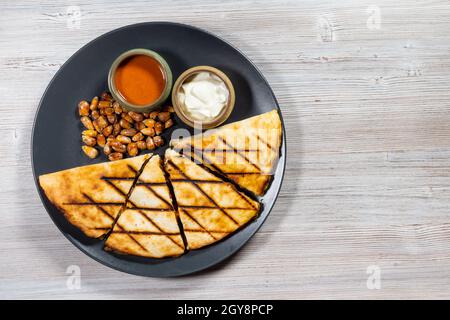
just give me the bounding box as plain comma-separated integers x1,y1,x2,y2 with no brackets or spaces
171,66,235,129
108,48,173,113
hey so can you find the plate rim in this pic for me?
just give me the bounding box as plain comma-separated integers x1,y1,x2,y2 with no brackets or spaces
31,21,287,277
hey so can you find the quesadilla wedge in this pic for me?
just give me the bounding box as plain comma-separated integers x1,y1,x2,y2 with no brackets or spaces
165,149,260,250
170,109,282,196
105,154,185,258
38,154,150,238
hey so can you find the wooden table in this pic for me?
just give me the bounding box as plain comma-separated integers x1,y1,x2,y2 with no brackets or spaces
2,0,450,299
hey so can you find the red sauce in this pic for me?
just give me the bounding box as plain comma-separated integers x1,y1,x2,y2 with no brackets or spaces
114,55,165,106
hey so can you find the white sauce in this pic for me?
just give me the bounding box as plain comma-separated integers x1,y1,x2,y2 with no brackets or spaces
177,71,229,121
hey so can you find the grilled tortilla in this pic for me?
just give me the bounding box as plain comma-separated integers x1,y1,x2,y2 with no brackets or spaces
105,154,185,258
170,109,282,196
38,154,150,238
165,149,260,250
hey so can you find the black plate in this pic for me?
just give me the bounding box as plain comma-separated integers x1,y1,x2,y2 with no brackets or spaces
32,22,286,277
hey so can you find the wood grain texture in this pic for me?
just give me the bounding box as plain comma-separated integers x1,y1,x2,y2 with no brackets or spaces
1,0,450,299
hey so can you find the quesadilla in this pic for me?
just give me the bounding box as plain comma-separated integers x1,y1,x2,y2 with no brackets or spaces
165,149,260,250
38,154,150,238
105,154,185,258
170,109,282,196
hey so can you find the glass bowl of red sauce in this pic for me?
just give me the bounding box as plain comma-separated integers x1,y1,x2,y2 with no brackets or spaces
108,49,172,112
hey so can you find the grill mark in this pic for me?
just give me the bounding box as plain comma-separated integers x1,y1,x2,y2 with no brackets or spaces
172,150,262,205
217,173,259,211
179,153,269,177
133,166,185,248
167,160,239,226
179,208,217,240
235,192,258,211
127,196,183,250
135,179,227,186
82,194,115,222
102,177,135,181
168,159,258,211
256,134,277,153
175,130,279,200
180,144,257,181
104,186,148,252
171,178,222,184
225,172,272,176
64,202,123,206
182,144,260,153
133,209,184,250
104,179,129,201
135,181,167,186
218,136,261,172
82,194,148,252
162,157,189,252
184,229,229,234
183,143,263,177
184,145,226,175
127,164,139,174
102,157,154,252
109,169,184,250
122,205,184,250
206,148,259,153
179,205,255,210
113,223,150,252
142,184,172,209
